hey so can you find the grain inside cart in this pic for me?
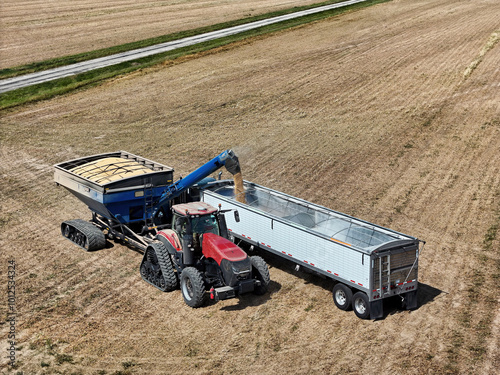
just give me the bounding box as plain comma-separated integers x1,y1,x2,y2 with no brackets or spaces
200,180,424,319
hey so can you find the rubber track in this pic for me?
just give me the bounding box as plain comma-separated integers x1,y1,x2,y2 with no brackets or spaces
62,219,106,251
147,241,178,292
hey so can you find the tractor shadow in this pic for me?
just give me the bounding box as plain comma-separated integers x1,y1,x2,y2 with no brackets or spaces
237,246,445,319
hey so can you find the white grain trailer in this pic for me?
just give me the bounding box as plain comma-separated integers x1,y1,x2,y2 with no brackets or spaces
200,180,423,319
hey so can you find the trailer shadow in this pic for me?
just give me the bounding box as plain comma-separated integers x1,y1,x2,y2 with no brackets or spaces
104,240,115,250
92,239,146,255
244,246,445,319
375,282,445,320
416,282,446,308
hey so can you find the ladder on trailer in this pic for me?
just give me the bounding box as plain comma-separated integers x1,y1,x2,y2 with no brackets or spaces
379,255,391,295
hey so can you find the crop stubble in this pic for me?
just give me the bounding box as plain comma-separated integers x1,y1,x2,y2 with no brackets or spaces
0,0,323,69
1,0,499,374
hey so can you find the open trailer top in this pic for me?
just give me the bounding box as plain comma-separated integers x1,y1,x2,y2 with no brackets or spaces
200,180,423,319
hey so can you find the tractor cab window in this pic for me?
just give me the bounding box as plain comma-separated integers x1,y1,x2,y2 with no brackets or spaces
173,215,188,235
192,214,219,236
172,213,219,252
191,214,219,252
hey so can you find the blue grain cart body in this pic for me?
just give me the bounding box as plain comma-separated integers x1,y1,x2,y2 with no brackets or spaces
54,151,175,224
54,149,240,225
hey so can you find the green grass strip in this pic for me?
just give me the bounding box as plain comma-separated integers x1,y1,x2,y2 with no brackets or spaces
0,0,389,110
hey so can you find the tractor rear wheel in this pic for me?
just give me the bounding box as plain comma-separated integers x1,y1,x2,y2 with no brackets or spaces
250,256,270,295
180,267,207,308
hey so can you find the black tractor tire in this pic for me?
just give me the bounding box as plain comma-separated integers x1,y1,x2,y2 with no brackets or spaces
352,291,371,319
180,267,207,308
250,256,270,295
332,283,353,311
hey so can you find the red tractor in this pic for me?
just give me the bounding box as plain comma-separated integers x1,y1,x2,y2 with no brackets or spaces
140,201,270,307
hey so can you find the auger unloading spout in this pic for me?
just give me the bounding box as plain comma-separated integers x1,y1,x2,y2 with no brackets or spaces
224,150,246,204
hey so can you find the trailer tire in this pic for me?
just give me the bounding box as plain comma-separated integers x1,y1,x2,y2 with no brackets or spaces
180,267,207,308
352,291,370,319
250,256,270,295
332,283,353,311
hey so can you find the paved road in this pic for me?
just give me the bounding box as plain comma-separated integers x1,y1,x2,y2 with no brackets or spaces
0,0,367,94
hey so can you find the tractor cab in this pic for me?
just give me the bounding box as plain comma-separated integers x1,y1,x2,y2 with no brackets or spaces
171,202,221,252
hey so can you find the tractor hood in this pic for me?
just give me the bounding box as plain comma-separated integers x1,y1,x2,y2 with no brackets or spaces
202,233,247,265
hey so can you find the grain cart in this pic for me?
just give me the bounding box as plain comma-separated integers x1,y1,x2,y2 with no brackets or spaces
199,180,424,319
54,150,270,307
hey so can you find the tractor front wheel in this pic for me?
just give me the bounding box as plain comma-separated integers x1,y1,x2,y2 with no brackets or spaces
180,267,207,308
250,256,270,295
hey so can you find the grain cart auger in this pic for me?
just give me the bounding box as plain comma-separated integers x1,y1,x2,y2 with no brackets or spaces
54,150,270,307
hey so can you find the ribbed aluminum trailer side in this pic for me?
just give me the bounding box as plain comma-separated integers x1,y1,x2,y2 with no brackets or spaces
200,180,422,319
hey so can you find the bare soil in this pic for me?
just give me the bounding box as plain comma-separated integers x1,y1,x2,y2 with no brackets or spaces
0,0,323,69
1,0,499,374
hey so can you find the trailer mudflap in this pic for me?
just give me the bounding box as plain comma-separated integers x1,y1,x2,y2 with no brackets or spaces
370,300,384,320
404,290,418,310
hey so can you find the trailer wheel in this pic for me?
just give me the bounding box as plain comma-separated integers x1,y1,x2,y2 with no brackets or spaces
180,267,207,308
250,256,270,295
352,292,370,319
332,283,353,311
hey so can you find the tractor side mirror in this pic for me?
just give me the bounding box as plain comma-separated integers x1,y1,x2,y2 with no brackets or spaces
234,210,240,223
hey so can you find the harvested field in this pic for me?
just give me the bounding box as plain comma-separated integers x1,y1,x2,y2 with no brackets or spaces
1,0,499,374
0,0,323,69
